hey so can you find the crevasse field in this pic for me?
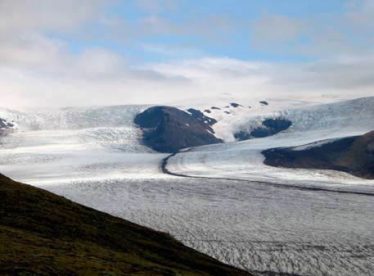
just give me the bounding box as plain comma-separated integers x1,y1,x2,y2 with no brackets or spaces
1,97,374,275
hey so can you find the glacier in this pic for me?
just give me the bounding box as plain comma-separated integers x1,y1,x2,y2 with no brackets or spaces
0,97,373,275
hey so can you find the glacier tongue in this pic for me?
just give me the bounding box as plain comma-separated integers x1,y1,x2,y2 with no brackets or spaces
0,105,168,185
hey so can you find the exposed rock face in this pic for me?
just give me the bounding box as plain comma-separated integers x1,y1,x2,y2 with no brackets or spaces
134,106,222,153
260,101,269,106
0,118,14,135
263,131,374,179
234,118,292,141
187,108,217,126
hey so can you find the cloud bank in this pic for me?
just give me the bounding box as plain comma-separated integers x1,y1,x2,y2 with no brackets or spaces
0,0,372,109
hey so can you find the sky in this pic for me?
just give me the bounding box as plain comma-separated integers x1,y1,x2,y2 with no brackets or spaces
0,0,373,108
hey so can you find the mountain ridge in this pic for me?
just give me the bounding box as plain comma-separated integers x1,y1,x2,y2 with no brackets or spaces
263,131,374,179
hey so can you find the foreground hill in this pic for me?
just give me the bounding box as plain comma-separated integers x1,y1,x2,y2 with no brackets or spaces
263,131,374,179
0,174,249,275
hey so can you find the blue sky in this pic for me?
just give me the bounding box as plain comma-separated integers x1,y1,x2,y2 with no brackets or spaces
65,0,350,63
0,0,373,108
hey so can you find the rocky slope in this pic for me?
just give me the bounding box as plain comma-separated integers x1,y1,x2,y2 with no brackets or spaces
0,118,14,135
263,131,374,179
0,174,249,275
234,118,292,141
134,106,222,153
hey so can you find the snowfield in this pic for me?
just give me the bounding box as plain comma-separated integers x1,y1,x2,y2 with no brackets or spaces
0,97,374,275
169,97,374,188
0,105,167,184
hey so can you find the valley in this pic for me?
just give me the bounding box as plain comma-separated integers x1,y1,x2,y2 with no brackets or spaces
0,97,373,275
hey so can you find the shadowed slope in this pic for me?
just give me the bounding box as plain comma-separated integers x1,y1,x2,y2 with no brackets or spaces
263,131,374,179
0,174,250,275
134,106,222,153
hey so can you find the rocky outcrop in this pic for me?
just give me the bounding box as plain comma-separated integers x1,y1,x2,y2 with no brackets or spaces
263,131,374,179
230,103,240,108
134,106,222,153
234,118,292,141
0,118,15,135
187,108,217,126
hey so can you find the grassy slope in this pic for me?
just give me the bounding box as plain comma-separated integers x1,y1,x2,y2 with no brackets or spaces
0,174,250,275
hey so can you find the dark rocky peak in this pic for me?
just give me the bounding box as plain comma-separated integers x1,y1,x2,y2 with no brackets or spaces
134,106,222,153
260,101,269,106
262,118,292,131
230,103,241,108
211,106,221,110
0,118,14,129
187,108,217,126
0,118,15,135
234,117,292,141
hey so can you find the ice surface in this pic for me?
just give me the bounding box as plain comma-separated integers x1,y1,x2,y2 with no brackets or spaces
43,177,374,276
0,97,374,275
169,97,374,187
0,105,167,184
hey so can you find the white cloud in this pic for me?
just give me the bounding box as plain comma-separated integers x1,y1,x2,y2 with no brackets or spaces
1,51,373,109
251,0,374,58
252,15,304,45
346,0,374,28
0,0,108,35
135,0,179,14
285,56,374,90
0,1,373,110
